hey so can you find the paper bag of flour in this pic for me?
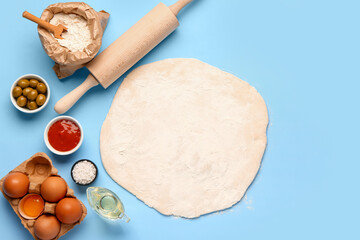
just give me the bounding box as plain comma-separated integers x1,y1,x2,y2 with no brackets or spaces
38,2,109,79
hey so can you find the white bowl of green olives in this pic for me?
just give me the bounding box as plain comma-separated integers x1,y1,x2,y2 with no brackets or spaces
10,74,50,113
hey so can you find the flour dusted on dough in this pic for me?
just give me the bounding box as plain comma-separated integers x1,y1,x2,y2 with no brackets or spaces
50,13,91,52
100,59,268,218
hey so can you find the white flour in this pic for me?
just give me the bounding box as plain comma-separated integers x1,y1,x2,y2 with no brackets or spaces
50,13,91,52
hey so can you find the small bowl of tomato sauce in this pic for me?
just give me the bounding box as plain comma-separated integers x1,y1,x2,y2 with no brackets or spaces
44,116,83,155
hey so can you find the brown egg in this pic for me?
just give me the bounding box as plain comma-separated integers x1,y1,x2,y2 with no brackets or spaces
18,194,45,219
55,198,83,224
3,172,29,198
34,215,61,240
40,176,67,202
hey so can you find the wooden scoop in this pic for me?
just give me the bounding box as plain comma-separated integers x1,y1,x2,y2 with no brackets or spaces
54,0,193,114
23,11,67,39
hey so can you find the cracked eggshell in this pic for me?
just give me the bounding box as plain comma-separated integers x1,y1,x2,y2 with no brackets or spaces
0,152,87,240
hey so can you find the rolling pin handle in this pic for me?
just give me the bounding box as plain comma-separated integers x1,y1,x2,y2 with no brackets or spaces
169,0,193,16
54,74,99,114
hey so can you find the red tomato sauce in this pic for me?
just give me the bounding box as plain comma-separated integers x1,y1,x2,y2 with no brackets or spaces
48,120,81,152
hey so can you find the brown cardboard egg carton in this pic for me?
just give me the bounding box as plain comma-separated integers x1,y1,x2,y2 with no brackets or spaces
0,152,87,240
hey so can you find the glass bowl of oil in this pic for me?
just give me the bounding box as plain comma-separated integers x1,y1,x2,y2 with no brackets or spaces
86,187,130,223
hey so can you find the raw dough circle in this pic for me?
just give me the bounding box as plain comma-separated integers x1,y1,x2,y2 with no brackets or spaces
100,58,268,218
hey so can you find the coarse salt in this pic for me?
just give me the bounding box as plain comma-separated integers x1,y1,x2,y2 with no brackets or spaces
50,13,92,52
72,160,97,185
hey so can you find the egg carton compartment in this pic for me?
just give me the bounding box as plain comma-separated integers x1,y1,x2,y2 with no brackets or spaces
0,152,87,240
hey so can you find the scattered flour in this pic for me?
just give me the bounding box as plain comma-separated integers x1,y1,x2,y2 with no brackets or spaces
50,13,91,52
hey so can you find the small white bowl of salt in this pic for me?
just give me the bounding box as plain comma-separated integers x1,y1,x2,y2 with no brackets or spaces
71,159,98,186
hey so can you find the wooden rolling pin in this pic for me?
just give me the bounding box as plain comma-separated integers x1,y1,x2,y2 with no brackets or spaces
55,0,193,114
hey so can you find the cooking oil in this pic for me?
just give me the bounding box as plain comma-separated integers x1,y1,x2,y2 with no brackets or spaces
87,187,130,222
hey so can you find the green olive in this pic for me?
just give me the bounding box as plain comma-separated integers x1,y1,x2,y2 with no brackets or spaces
17,96,27,107
17,79,30,89
36,94,46,106
29,79,39,88
12,86,22,98
36,83,47,94
27,89,38,101
27,100,38,110
22,87,32,97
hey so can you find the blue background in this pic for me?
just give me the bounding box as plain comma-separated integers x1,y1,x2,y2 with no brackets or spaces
0,0,359,239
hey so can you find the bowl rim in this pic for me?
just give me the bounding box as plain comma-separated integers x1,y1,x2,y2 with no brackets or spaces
70,159,98,186
44,116,84,156
10,74,51,114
